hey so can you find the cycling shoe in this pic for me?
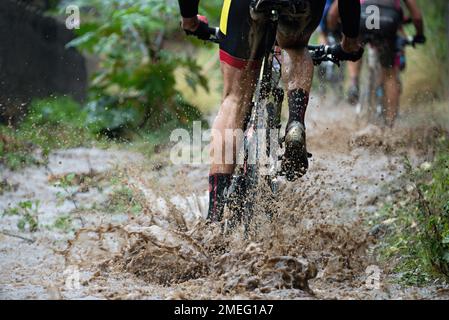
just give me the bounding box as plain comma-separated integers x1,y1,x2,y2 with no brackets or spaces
281,121,308,182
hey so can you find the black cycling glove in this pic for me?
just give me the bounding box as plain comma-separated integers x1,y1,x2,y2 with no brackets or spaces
330,44,364,62
184,20,213,41
412,34,426,46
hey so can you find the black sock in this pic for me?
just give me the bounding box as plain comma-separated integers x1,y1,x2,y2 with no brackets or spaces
207,174,232,222
287,88,309,127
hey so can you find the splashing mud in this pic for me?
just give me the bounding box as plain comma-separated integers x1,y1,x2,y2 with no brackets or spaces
1,100,449,299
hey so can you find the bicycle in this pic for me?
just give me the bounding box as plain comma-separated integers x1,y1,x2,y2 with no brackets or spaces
205,0,343,234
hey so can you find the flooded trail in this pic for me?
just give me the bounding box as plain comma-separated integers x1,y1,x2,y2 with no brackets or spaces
1,99,448,300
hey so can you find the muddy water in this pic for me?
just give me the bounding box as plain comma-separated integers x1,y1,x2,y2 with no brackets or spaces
1,101,449,300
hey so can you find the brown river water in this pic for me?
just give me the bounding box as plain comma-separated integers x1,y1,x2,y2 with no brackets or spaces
1,98,448,300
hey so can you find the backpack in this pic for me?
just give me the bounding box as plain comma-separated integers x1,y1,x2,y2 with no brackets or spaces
360,0,403,38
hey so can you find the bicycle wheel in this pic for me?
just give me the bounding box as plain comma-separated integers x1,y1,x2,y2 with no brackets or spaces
243,98,278,234
225,97,280,234
224,18,280,235
358,46,382,125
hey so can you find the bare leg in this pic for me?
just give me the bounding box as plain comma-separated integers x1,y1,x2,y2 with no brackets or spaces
209,63,259,175
207,63,259,221
347,59,362,104
281,46,314,94
277,35,315,180
276,0,325,101
348,60,362,87
382,66,400,127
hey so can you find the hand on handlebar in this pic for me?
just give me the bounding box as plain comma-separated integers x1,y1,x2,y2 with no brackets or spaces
182,15,212,41
412,34,426,47
329,44,364,62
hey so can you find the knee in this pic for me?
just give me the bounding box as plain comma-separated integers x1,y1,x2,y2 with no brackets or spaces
282,46,312,65
221,92,241,113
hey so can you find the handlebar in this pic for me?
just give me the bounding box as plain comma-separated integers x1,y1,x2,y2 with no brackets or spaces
307,45,341,66
207,27,221,44
396,35,414,48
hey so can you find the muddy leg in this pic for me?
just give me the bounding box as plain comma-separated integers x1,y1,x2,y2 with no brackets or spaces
207,64,259,221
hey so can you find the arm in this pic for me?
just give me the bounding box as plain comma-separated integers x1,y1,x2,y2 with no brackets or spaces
338,0,362,53
178,0,200,31
403,0,424,36
338,0,361,39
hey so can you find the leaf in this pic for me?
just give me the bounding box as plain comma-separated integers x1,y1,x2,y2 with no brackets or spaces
17,219,26,232
28,217,39,233
19,201,33,210
443,235,449,244
60,0,205,133
66,173,76,183
66,32,97,50
3,207,19,217
443,251,449,263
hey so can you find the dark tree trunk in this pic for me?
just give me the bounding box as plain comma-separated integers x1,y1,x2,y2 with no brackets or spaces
0,0,87,124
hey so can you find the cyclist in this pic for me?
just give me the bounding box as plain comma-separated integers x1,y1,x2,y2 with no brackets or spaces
178,0,364,222
328,0,425,126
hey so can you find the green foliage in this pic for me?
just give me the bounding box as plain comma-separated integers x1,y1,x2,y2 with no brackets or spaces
54,173,77,189
0,96,104,170
403,0,449,102
3,201,40,232
378,138,449,285
104,186,144,215
413,142,449,275
198,0,223,25
52,215,74,232
23,97,87,128
19,97,100,154
65,0,207,135
0,128,40,170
